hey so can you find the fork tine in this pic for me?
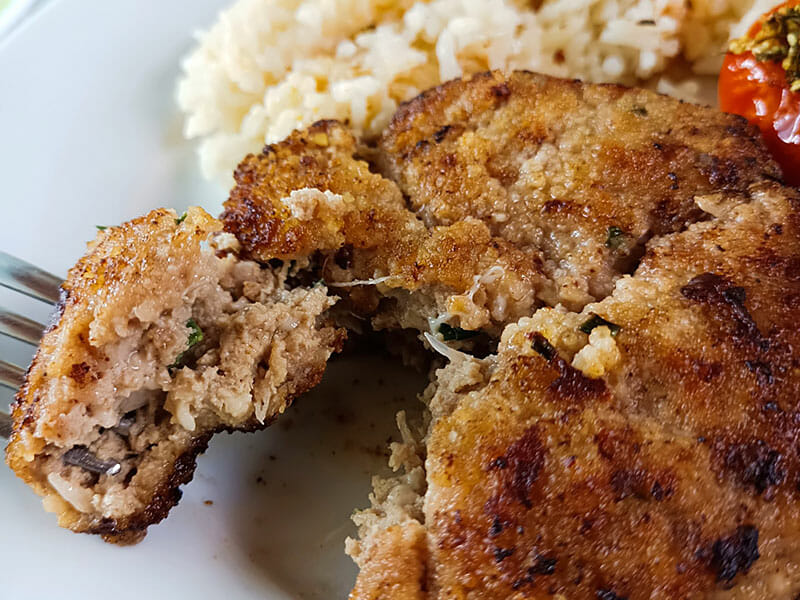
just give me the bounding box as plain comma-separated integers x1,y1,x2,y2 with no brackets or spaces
0,251,61,304
0,309,45,345
0,360,25,391
0,412,11,439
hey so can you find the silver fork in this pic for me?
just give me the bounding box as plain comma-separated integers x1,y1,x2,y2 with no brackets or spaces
0,251,61,439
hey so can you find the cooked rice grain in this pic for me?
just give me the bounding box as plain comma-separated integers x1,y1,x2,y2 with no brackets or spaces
177,0,760,185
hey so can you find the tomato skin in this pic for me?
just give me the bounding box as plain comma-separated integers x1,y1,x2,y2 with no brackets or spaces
718,2,800,186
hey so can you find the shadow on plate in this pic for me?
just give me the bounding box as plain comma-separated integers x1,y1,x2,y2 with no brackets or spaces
223,353,427,598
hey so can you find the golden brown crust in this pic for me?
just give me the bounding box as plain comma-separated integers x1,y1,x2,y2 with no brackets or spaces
223,120,407,261
11,69,799,588
349,522,429,600
378,71,781,307
7,209,219,538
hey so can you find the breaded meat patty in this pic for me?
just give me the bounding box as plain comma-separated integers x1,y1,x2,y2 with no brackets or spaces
8,67,797,591
349,182,800,600
220,72,800,598
6,208,343,543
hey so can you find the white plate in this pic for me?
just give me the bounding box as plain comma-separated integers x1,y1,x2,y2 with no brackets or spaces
0,2,424,598
0,0,36,39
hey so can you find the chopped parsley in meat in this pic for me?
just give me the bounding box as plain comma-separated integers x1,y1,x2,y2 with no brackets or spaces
170,319,204,369
439,323,479,341
580,314,621,336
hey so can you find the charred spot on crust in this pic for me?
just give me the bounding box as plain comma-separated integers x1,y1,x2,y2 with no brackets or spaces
490,426,546,510
413,139,430,153
511,577,530,591
68,362,93,385
596,590,628,600
548,357,608,401
650,481,668,501
697,153,741,189
719,439,785,495
745,360,774,386
680,273,769,351
667,172,679,190
489,515,504,537
681,272,742,304
529,555,557,575
490,83,511,102
542,199,573,214
710,525,760,583
494,546,514,562
488,456,508,470
509,555,558,590
433,125,453,143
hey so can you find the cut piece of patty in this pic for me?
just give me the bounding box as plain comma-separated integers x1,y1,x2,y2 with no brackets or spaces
348,182,800,599
377,70,782,309
6,207,344,543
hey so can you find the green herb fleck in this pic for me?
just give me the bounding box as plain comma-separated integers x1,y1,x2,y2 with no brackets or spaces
729,6,800,92
439,323,479,341
175,212,188,225
605,226,626,250
169,319,204,371
631,105,648,116
531,333,557,361
186,318,203,347
96,225,108,231
579,314,622,336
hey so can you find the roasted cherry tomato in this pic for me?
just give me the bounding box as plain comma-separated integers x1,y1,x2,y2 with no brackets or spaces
719,1,800,185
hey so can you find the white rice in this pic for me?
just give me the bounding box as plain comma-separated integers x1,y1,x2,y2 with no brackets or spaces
176,0,763,186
